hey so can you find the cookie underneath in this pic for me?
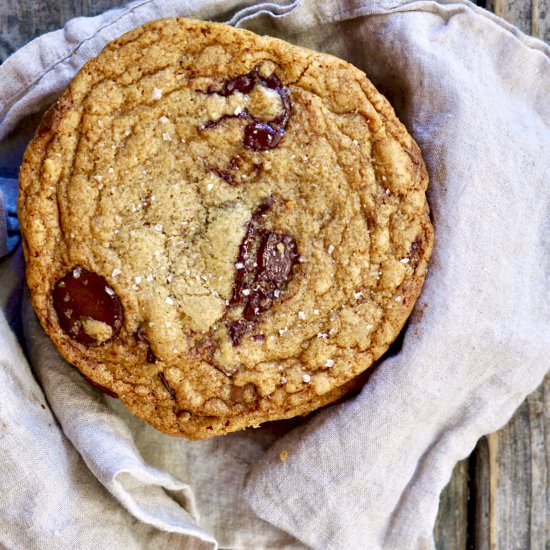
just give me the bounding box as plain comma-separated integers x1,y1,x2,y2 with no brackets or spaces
19,17,433,439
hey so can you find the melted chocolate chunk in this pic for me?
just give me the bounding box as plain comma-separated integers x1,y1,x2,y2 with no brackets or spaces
52,267,123,346
228,201,298,345
243,121,283,151
409,236,423,268
158,372,176,400
206,156,242,185
258,232,297,286
201,68,292,152
136,326,157,363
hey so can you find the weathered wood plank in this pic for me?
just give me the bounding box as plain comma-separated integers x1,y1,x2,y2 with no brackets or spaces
434,460,469,550
487,0,550,42
474,377,549,549
0,0,121,62
469,436,492,550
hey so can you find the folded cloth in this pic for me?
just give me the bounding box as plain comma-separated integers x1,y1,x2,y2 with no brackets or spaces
1,1,548,549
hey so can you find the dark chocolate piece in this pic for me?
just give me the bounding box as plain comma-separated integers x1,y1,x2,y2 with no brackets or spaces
52,267,123,346
206,156,241,185
200,68,291,152
158,372,176,400
136,326,157,363
227,200,298,344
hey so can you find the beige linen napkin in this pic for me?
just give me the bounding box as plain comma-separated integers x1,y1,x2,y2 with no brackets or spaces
0,0,548,549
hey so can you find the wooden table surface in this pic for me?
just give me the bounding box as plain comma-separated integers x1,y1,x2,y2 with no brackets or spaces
0,1,548,548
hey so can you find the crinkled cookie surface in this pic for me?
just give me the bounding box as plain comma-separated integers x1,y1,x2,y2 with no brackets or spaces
19,17,433,439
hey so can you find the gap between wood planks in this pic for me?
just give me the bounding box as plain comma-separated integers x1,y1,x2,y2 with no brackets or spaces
434,375,549,550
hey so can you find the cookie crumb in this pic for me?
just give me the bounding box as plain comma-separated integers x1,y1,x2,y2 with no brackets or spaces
279,450,288,462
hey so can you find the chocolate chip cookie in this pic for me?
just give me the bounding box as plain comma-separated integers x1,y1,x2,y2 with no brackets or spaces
19,17,433,439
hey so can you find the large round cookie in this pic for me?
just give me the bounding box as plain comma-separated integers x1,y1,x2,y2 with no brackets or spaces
19,17,433,439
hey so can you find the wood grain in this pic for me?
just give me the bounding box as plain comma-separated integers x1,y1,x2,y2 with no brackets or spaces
436,376,550,550
0,0,120,62
434,460,469,550
486,0,550,42
473,377,549,549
